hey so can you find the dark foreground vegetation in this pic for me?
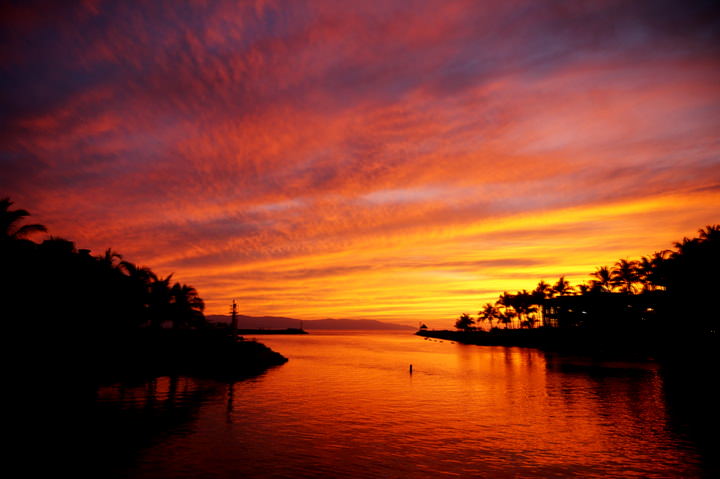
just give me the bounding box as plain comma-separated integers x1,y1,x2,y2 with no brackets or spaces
1,197,286,383
426,225,720,358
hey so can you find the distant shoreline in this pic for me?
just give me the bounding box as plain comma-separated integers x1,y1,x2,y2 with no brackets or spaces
207,314,414,330
237,328,308,335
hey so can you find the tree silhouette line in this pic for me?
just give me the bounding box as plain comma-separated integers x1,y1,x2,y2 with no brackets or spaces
456,225,720,337
2,197,289,381
1,197,205,333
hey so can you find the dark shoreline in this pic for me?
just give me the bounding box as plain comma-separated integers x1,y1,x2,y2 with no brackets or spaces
416,328,719,361
31,328,289,386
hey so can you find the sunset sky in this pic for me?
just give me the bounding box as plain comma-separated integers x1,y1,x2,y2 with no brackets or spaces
2,0,719,326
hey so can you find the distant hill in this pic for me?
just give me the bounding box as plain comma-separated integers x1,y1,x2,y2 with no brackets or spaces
205,314,414,330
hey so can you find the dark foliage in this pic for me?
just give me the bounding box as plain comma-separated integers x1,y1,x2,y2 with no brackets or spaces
1,197,285,383
458,225,719,342
1,231,206,337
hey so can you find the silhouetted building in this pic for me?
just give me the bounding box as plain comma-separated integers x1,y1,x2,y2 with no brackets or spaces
543,293,661,330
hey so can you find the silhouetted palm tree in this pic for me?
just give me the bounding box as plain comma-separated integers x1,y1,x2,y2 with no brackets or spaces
496,292,512,326
496,292,519,328
478,303,500,330
529,281,554,326
511,290,537,328
97,248,123,269
552,276,573,296
533,280,553,299
577,283,592,294
0,197,47,241
455,313,475,331
591,266,612,292
673,234,704,258
148,274,174,328
118,260,157,284
611,259,639,294
698,225,720,242
637,254,667,292
498,309,514,329
170,283,205,328
117,261,159,324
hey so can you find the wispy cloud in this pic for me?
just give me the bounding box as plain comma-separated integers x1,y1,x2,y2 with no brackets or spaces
2,0,719,324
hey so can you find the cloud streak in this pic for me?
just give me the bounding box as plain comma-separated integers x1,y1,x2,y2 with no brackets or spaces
2,0,719,325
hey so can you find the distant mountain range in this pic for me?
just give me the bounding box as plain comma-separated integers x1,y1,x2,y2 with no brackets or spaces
205,314,414,330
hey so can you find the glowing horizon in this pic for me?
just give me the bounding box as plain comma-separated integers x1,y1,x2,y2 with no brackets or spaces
2,1,719,326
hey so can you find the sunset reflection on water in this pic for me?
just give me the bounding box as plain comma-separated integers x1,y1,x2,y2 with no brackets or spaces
90,332,710,478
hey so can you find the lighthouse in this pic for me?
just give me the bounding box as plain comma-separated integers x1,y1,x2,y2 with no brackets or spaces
230,299,238,334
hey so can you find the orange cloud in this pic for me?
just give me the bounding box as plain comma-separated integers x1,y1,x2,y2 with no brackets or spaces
2,1,719,326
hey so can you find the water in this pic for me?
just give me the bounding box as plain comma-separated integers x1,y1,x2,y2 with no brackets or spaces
77,331,716,478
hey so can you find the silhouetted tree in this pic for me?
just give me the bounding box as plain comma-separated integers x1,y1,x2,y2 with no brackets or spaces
148,274,174,328
460,224,718,340
660,225,720,334
611,259,639,294
533,280,553,300
511,290,537,328
170,283,205,329
496,292,518,328
97,248,123,269
591,266,612,293
576,283,590,294
0,197,47,241
2,198,208,333
529,280,555,326
455,313,475,331
552,276,573,296
478,303,500,330
0,197,252,387
497,309,514,329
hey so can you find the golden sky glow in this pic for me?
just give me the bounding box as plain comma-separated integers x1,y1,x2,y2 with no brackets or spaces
2,1,719,326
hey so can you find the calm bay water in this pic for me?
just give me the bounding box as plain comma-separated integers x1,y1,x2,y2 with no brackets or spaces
80,331,716,478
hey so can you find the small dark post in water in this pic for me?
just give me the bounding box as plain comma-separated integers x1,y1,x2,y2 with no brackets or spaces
409,364,413,374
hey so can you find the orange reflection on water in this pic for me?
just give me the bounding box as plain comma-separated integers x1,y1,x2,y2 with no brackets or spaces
221,332,704,477
90,332,708,478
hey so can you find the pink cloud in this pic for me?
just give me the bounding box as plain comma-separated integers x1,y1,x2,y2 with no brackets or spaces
2,1,719,323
